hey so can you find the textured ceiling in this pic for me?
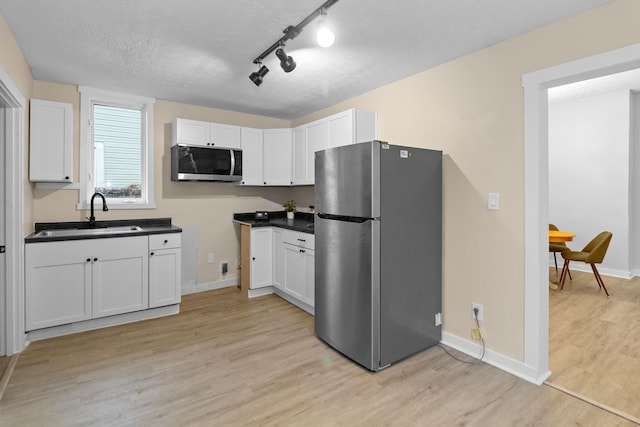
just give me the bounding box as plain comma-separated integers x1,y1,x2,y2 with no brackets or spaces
0,0,613,119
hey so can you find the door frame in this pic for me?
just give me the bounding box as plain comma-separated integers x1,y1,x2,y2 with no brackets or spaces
0,65,25,356
523,43,640,383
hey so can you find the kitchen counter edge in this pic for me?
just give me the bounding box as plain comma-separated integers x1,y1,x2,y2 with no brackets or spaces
233,211,314,235
25,218,182,243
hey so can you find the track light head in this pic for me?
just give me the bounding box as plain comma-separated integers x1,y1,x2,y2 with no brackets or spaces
275,48,296,73
249,65,269,86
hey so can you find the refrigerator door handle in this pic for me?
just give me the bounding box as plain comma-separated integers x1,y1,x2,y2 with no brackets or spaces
317,213,375,223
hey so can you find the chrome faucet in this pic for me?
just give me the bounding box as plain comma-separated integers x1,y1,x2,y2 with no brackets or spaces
89,192,109,227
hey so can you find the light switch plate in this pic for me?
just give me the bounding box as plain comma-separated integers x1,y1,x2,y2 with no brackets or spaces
488,192,500,210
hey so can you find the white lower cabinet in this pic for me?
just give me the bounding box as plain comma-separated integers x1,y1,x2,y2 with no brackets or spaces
25,233,182,332
275,229,315,311
149,234,182,308
25,240,93,330
92,236,149,319
250,228,273,289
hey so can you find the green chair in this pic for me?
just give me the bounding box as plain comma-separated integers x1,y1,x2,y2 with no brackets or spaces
549,224,571,279
560,231,613,296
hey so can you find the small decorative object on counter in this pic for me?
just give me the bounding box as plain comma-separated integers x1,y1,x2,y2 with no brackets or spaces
283,200,296,219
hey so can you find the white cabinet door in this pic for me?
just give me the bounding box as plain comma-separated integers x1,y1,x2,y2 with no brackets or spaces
292,126,306,185
92,236,149,318
272,228,285,290
283,243,306,301
240,127,264,185
327,109,377,149
305,119,328,184
211,123,241,149
29,99,73,183
25,240,92,331
250,228,273,289
149,233,182,308
263,128,292,186
149,248,181,308
173,118,210,146
304,249,315,306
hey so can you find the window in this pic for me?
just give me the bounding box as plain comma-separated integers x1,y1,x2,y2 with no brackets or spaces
79,87,155,209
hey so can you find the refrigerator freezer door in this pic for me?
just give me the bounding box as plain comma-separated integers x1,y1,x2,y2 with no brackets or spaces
314,215,380,371
315,142,380,218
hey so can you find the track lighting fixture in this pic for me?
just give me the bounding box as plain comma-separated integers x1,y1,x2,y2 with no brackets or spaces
249,64,269,86
248,0,340,85
275,48,296,73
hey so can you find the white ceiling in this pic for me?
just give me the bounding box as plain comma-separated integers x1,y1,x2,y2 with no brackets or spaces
0,0,614,119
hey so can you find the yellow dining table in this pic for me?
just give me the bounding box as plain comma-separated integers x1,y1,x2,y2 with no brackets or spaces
549,230,575,290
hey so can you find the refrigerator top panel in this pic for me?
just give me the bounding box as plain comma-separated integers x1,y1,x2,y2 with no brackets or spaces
315,141,380,218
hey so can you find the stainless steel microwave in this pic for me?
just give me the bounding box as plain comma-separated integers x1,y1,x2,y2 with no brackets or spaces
171,144,242,182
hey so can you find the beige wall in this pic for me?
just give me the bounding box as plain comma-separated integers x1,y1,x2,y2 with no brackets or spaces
6,0,640,362
293,0,640,359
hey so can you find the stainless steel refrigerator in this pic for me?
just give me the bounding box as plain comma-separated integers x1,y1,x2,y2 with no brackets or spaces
314,140,442,371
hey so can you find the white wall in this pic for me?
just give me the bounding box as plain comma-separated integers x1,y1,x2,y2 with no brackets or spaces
549,90,631,277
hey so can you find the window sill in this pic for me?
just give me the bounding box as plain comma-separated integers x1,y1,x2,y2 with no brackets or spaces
77,202,156,211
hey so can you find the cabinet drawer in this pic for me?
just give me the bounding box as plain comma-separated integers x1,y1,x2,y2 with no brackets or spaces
282,230,314,250
149,233,181,250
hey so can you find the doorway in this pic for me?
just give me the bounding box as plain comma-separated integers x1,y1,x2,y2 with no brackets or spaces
523,44,640,383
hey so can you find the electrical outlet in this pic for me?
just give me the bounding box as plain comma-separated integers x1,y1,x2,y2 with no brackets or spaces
221,261,228,275
471,328,482,340
435,312,442,326
207,253,214,264
472,303,483,321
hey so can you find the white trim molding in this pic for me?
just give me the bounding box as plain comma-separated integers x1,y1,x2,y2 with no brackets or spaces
0,64,26,356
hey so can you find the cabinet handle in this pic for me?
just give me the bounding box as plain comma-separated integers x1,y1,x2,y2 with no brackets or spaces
86,258,91,262
252,257,256,261
65,176,70,180
297,239,306,242
164,239,168,244
150,252,155,256
299,249,305,253
263,181,266,185
93,257,98,262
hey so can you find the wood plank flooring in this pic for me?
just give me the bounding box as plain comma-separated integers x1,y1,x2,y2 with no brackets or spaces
0,287,637,426
549,267,640,420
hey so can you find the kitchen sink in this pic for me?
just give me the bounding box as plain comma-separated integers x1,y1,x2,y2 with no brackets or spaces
34,225,143,238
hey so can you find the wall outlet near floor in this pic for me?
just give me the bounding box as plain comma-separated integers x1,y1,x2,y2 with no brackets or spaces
435,312,442,326
221,261,228,275
207,253,214,264
472,303,483,321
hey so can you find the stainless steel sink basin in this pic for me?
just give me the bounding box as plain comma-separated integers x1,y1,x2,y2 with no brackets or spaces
35,225,143,238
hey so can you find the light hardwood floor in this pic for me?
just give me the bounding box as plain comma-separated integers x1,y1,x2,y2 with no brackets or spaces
549,267,640,420
0,287,637,426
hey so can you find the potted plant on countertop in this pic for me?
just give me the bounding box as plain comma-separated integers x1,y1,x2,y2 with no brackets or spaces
283,200,296,220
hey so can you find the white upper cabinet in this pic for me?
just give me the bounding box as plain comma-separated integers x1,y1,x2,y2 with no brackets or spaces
305,119,328,183
263,128,292,186
29,99,73,183
172,108,376,186
240,127,264,186
327,108,377,149
172,118,241,148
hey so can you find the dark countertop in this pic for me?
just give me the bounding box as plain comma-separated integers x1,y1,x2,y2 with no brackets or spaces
25,217,182,243
233,211,314,234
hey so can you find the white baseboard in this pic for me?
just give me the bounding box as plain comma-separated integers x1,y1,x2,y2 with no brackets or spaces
181,276,238,295
27,304,180,342
548,262,632,279
441,332,551,385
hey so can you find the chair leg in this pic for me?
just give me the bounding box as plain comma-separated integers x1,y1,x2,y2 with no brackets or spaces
560,260,570,290
553,252,558,274
590,264,610,297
